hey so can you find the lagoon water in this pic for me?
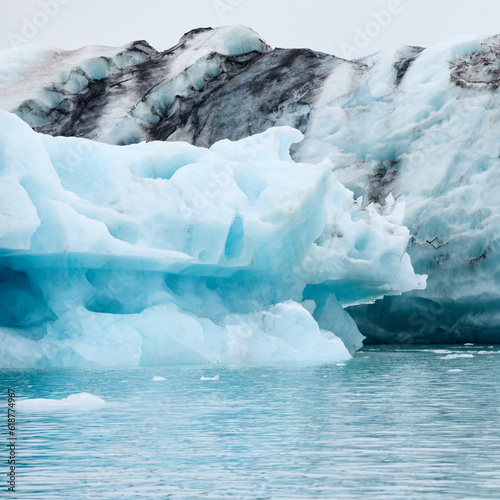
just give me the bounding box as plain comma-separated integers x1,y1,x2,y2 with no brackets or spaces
2,345,500,499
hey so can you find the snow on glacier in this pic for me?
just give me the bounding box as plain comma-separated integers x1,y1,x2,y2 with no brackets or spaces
0,110,425,368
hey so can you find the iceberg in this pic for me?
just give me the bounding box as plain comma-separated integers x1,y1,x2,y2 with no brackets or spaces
0,111,424,367
3,26,495,344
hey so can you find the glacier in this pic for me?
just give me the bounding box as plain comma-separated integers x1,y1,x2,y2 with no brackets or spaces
0,110,424,368
0,25,499,347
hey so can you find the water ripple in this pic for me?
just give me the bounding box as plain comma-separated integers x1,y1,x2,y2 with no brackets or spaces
1,345,499,498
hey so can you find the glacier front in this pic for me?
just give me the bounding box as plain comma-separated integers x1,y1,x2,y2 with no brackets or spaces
0,110,424,368
1,26,498,346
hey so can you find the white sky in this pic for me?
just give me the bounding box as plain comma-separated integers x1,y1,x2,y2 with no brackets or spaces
1,0,499,57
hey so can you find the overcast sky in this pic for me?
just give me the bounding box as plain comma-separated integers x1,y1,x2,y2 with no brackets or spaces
1,0,499,57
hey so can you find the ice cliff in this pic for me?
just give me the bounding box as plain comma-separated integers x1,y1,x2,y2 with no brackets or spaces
0,25,498,351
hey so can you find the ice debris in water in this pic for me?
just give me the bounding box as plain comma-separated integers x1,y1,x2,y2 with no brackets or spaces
17,393,105,411
0,29,499,346
440,354,475,359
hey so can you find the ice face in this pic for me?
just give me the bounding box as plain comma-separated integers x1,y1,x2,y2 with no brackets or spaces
0,111,424,368
304,36,500,343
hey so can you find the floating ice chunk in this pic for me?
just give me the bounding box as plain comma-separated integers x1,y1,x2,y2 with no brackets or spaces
336,363,347,367
448,369,463,373
200,374,219,381
152,376,166,381
17,392,105,411
440,354,475,359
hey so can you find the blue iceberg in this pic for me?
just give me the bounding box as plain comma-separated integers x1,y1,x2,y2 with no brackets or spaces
0,111,425,367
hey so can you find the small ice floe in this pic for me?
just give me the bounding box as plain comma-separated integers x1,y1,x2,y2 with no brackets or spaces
27,385,32,388
200,374,219,381
464,343,474,346
336,363,346,367
152,376,166,382
448,369,463,373
17,392,105,411
440,354,474,359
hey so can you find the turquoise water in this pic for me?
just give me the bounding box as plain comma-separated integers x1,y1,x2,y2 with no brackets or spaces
1,345,500,499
